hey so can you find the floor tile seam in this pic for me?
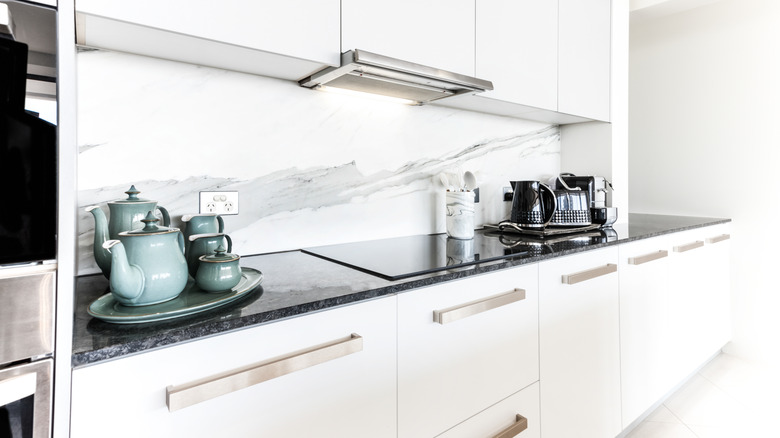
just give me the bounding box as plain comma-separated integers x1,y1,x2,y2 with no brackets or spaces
695,368,758,415
660,402,700,435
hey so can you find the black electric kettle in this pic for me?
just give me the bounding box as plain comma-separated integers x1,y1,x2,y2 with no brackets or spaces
509,181,557,228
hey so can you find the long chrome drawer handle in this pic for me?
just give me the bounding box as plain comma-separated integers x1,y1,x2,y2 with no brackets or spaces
706,234,730,244
628,250,669,265
561,264,617,285
492,414,528,438
673,241,704,253
433,288,526,325
166,333,363,412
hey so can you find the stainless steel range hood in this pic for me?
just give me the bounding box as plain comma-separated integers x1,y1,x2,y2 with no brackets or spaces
299,49,493,105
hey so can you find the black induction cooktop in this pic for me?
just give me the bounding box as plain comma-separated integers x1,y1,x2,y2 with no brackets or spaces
302,231,529,281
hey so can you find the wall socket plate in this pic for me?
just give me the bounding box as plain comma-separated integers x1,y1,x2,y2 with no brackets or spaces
199,191,239,215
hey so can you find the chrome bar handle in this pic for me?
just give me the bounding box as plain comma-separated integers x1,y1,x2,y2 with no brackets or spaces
433,288,526,325
628,250,669,266
706,234,730,244
561,264,617,285
166,333,363,412
673,241,704,253
492,414,528,438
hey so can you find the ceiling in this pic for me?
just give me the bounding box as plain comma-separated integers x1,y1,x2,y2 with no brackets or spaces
630,0,725,23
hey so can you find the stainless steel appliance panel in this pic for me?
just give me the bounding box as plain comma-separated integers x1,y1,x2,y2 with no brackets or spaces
0,358,53,438
0,265,55,367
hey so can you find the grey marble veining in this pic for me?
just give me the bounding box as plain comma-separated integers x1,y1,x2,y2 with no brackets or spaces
72,213,730,368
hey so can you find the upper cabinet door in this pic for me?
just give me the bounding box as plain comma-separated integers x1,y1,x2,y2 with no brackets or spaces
76,0,340,78
558,0,611,121
476,0,558,111
341,0,475,76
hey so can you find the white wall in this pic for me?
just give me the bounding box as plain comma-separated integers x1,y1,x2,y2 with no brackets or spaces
630,0,780,364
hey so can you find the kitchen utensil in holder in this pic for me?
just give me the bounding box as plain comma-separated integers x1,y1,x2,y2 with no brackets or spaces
445,191,475,240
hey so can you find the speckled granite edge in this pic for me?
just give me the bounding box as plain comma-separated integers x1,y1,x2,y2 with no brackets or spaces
72,214,730,368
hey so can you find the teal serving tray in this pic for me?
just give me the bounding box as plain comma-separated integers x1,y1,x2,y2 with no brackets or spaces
88,267,263,324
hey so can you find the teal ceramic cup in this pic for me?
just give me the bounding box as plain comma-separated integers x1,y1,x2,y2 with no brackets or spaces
182,213,224,253
195,245,242,292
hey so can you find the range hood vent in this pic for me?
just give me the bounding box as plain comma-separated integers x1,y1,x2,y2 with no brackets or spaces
299,49,493,104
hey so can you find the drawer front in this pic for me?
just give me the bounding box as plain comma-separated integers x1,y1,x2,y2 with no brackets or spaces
398,264,539,438
539,247,621,438
71,296,397,438
437,381,540,438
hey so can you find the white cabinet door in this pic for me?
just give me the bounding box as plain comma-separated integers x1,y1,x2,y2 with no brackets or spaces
70,297,396,438
476,0,558,111
76,0,340,80
619,235,675,428
539,247,621,438
701,224,732,354
341,0,475,76
558,0,611,121
398,265,539,438
437,382,541,438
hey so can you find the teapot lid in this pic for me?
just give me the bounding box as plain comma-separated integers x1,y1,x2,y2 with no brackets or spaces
110,185,154,204
120,211,179,236
199,245,240,263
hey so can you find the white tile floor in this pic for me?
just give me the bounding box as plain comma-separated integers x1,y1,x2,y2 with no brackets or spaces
625,353,780,437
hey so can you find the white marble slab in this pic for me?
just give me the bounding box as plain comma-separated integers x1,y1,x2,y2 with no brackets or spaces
77,50,561,274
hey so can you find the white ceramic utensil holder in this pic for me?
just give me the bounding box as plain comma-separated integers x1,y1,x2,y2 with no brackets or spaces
445,191,475,240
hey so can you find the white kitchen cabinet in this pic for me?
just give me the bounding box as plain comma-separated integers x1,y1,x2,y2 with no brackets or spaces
558,0,611,121
75,0,340,81
397,264,539,438
538,247,621,438
70,296,397,438
619,234,675,428
341,0,475,76
475,0,558,112
437,382,541,438
667,224,732,384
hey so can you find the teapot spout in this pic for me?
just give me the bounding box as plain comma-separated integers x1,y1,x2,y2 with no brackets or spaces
103,240,145,303
86,205,112,278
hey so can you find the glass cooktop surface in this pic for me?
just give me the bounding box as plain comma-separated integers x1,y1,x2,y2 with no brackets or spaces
302,231,529,281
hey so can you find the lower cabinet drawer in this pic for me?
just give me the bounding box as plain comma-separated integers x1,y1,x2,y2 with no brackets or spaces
398,264,539,438
437,382,541,438
70,296,397,438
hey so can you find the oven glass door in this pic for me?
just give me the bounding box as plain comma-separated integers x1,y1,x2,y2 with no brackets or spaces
0,359,53,438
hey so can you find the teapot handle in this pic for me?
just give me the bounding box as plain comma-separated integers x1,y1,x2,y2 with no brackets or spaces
539,183,557,226
158,206,171,227
222,234,233,253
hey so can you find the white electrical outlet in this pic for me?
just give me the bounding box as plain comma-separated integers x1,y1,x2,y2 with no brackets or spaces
199,191,239,215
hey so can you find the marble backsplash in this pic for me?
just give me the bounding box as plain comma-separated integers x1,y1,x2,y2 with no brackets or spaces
77,49,560,275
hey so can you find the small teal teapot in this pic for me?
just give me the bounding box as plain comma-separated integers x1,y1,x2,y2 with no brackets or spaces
195,245,242,292
186,233,232,278
86,185,170,278
102,212,187,306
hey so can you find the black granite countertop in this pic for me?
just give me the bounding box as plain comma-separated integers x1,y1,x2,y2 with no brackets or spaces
72,213,730,367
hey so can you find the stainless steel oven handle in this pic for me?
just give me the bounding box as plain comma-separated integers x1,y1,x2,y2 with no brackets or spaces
628,250,669,265
492,414,528,438
0,372,37,406
673,240,704,253
706,234,730,244
433,288,526,325
166,333,363,412
561,264,617,285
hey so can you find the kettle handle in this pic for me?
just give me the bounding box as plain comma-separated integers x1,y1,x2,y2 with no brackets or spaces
158,206,171,227
540,183,557,226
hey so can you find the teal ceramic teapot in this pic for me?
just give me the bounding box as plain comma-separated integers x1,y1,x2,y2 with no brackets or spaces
102,212,188,306
86,185,170,278
186,233,232,278
195,245,242,292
